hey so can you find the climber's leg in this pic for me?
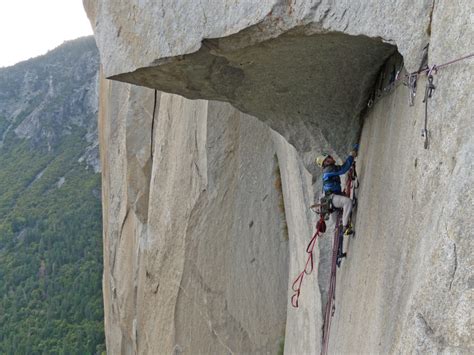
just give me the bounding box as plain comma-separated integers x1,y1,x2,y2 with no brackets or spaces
331,194,353,227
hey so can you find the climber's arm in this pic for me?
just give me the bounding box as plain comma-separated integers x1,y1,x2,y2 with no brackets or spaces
324,155,354,178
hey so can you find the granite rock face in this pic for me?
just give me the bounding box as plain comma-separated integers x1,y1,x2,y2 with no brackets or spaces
331,65,473,354
85,0,432,169
86,0,473,353
84,0,433,76
98,78,320,354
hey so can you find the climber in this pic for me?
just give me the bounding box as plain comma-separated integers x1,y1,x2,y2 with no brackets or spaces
315,146,358,235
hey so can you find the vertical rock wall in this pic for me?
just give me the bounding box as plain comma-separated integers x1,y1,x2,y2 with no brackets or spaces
331,41,473,355
328,2,473,353
89,0,473,353
99,76,319,353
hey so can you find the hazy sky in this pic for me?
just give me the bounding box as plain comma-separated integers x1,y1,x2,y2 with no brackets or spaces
0,0,93,68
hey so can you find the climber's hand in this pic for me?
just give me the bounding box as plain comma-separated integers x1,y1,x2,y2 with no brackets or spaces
350,144,359,158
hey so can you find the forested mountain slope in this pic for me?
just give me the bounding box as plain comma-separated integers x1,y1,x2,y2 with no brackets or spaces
0,36,104,354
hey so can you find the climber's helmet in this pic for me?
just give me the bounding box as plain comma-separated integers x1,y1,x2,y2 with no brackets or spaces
316,154,331,168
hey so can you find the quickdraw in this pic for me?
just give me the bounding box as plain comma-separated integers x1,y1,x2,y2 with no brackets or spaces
407,73,417,107
421,65,437,149
368,51,473,148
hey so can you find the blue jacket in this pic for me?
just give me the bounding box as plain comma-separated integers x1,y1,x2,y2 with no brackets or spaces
322,156,354,194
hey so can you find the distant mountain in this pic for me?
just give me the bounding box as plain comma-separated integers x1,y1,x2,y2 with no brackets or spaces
0,36,104,354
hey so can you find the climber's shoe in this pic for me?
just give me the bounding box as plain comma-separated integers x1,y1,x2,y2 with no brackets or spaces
343,224,354,236
336,253,346,268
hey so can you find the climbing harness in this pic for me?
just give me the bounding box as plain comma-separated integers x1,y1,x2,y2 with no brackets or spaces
311,195,334,218
421,66,437,149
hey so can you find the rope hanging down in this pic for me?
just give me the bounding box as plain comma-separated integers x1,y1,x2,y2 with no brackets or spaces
292,50,472,350
322,213,342,355
290,214,326,308
290,161,357,308
321,163,357,355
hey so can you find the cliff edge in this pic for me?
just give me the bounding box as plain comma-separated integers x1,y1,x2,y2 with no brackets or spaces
85,1,473,353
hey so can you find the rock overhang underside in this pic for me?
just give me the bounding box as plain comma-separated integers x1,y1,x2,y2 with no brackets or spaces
111,29,398,164
84,1,474,353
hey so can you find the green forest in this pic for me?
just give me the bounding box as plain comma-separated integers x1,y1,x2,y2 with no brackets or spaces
0,37,105,354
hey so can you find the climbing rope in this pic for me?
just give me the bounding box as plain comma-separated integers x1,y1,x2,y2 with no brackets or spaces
403,51,473,95
406,52,473,149
321,163,357,355
343,161,357,198
369,51,473,106
367,51,473,149
322,213,342,355
290,161,358,355
295,50,472,350
290,214,326,308
414,52,474,75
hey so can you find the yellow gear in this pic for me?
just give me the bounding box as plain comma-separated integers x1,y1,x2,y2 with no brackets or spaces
315,154,330,167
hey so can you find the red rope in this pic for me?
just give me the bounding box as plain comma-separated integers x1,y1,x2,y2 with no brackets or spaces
322,215,342,355
291,215,326,308
290,162,357,354
321,164,356,355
